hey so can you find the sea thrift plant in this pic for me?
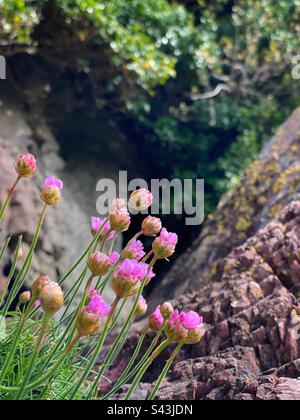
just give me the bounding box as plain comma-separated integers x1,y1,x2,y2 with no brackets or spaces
0,153,205,401
40,176,63,206
15,154,37,178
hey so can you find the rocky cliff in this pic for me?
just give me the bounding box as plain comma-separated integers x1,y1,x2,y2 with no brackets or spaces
153,107,300,302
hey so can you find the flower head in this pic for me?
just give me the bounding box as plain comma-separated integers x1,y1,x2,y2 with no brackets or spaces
160,302,174,320
152,228,178,259
141,216,162,237
41,176,63,205
77,292,111,336
128,189,153,211
40,281,64,316
110,259,149,298
122,239,146,261
149,305,164,331
87,251,119,277
19,291,31,305
165,310,205,344
15,153,37,178
31,275,50,298
91,217,116,241
135,295,148,317
109,208,131,233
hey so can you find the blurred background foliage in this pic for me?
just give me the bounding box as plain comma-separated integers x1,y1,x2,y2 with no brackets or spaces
1,0,300,214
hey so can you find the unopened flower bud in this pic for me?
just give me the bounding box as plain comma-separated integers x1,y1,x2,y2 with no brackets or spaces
110,210,131,233
40,176,63,206
152,228,178,259
135,295,148,317
128,189,153,211
87,251,119,277
15,153,37,178
19,291,31,304
31,275,50,298
148,305,164,331
40,282,64,316
142,216,162,237
76,292,111,337
160,302,174,320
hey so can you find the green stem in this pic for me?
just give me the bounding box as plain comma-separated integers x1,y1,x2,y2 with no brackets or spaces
0,235,23,310
102,328,163,400
101,328,147,399
1,204,47,313
0,175,21,227
124,338,171,400
15,314,52,400
90,257,157,397
0,297,35,384
148,342,183,400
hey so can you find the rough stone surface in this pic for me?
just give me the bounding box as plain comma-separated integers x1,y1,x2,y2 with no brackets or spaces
103,201,300,400
153,107,300,302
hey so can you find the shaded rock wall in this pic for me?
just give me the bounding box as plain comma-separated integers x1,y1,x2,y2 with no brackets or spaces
153,107,300,302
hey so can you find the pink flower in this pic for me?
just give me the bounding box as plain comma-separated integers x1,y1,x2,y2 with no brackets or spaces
85,293,111,318
142,216,162,237
181,311,203,330
110,259,150,298
122,239,146,261
15,153,37,178
41,176,63,205
91,217,116,240
166,310,205,344
43,176,63,190
77,292,111,336
129,189,153,211
152,228,178,259
149,305,164,331
87,251,119,277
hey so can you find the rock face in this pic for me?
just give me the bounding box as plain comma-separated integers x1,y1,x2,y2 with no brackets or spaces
107,201,300,400
153,107,300,302
0,58,135,305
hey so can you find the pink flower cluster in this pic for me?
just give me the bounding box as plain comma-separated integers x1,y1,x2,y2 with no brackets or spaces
88,251,119,276
41,176,64,206
15,153,37,178
166,310,204,343
110,258,155,298
43,176,63,190
91,217,116,240
153,228,178,259
122,239,146,261
109,200,131,233
116,259,149,282
85,292,111,319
